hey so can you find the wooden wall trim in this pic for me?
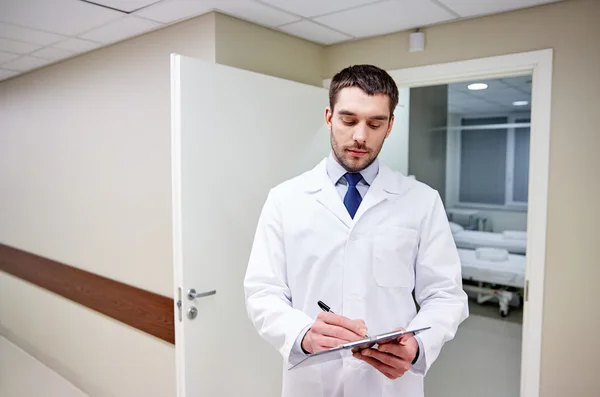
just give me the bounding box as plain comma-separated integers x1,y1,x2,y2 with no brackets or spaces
0,243,175,344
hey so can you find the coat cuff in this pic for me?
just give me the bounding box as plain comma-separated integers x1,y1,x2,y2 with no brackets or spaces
289,324,312,365
409,334,427,376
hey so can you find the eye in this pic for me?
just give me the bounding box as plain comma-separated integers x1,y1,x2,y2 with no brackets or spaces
369,124,382,129
342,118,356,126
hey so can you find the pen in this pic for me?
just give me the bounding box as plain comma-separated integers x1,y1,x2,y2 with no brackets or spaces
317,300,369,337
317,300,334,314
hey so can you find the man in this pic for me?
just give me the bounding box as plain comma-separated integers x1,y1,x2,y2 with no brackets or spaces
244,64,468,397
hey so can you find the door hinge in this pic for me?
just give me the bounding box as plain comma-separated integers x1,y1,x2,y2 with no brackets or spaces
524,279,529,302
176,287,183,322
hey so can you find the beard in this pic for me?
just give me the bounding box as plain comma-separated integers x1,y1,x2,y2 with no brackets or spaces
330,128,383,173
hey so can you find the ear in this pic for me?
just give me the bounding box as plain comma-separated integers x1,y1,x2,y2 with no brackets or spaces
385,114,395,138
325,107,333,130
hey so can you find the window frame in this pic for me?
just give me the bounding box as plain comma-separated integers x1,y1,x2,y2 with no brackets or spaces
449,111,530,211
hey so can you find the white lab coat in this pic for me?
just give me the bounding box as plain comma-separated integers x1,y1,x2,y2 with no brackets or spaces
244,158,468,397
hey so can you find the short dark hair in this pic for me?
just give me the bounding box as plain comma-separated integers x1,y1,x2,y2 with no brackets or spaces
329,64,399,118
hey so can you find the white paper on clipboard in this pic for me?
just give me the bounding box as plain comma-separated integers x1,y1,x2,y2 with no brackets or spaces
288,326,431,370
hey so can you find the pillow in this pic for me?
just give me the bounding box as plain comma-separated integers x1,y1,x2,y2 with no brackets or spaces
475,247,509,262
448,221,464,234
502,230,527,240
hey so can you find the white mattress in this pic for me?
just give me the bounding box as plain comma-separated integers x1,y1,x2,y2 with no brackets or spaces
458,248,526,288
453,230,527,254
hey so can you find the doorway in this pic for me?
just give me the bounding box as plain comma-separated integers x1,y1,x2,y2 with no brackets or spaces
408,74,530,397
322,49,551,397
371,49,551,397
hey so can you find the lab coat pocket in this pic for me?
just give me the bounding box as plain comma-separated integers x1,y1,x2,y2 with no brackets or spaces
372,227,418,288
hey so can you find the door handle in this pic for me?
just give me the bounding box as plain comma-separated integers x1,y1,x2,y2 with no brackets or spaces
187,288,216,300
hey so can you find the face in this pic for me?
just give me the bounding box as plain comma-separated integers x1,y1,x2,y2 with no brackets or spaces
325,86,394,173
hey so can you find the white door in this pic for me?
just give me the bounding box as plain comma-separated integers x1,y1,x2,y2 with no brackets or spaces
170,54,330,397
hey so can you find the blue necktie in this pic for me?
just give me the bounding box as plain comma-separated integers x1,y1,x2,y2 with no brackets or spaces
343,173,363,219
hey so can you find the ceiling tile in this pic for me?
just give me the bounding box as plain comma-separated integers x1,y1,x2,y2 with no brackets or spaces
314,0,456,38
278,20,353,45
0,51,19,64
2,55,50,71
0,22,66,46
85,0,162,13
0,37,40,54
500,76,532,95
501,75,533,86
0,68,19,80
31,47,77,61
0,0,124,36
258,0,379,18
437,0,561,18
216,1,301,27
79,15,162,44
448,74,533,116
53,37,103,52
448,105,467,114
134,0,218,23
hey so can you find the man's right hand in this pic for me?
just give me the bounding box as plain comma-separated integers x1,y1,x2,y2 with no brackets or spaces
301,312,368,354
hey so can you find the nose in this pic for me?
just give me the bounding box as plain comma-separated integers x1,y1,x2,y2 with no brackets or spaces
352,124,368,143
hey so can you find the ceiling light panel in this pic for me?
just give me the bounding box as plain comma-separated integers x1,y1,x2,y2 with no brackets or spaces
0,0,124,36
258,0,380,18
314,0,455,38
467,83,488,90
84,0,162,13
79,15,162,44
436,0,561,17
278,20,352,45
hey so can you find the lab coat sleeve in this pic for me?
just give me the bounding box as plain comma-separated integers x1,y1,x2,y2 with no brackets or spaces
244,189,315,365
410,334,426,374
290,324,312,358
407,191,469,376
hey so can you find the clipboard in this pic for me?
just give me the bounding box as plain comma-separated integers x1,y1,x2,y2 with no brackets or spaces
288,326,431,370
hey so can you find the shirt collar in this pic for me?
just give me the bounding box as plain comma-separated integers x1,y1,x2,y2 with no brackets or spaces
326,151,379,186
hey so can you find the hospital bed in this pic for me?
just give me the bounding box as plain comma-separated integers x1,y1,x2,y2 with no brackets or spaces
458,247,526,317
449,222,527,255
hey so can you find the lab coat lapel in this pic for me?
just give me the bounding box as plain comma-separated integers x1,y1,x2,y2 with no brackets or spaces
304,159,353,229
353,163,400,222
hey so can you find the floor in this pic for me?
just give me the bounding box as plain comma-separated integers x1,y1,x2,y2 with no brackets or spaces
424,298,523,397
0,335,88,397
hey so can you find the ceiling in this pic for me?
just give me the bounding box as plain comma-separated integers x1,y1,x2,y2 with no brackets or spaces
0,0,561,82
447,75,532,115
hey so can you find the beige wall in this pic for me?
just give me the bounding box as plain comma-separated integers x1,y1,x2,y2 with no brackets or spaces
1,334,88,397
0,13,216,397
214,13,324,87
325,0,600,395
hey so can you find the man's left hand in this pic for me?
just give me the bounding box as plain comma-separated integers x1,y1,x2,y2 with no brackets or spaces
352,332,418,380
